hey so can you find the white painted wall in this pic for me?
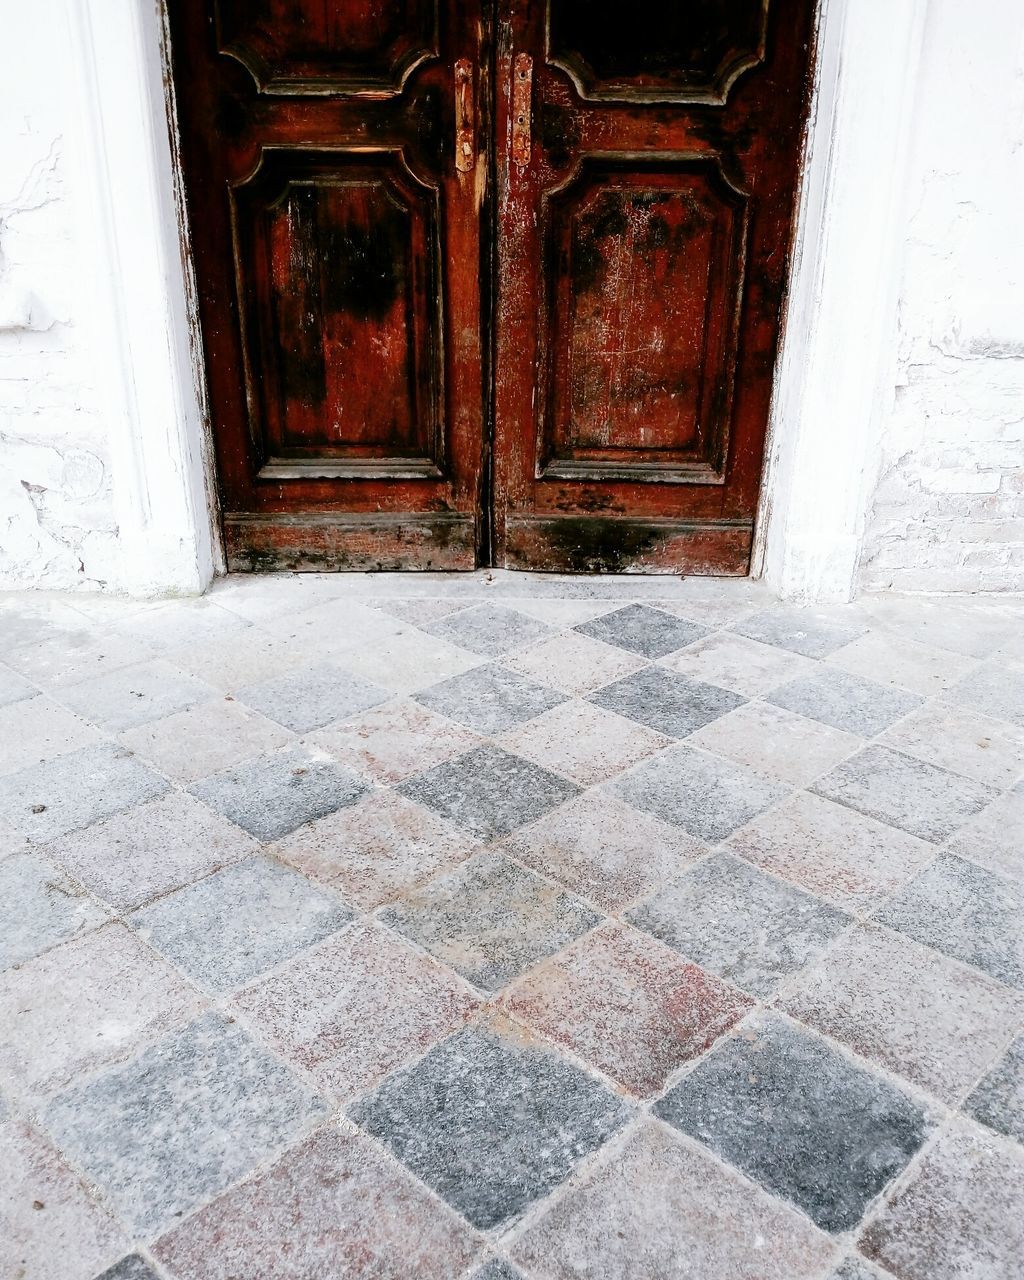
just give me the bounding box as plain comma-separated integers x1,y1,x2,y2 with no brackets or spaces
857,0,1024,594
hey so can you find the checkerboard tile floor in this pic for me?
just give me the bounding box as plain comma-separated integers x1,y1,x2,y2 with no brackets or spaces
1,573,1022,1280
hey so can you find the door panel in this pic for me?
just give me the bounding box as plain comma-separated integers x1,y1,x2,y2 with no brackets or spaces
493,0,814,573
168,0,488,570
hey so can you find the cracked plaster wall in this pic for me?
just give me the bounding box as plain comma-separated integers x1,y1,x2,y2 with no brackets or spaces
0,0,121,590
859,0,1024,594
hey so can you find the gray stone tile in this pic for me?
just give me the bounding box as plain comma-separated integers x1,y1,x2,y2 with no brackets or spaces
0,663,36,708
654,1012,933,1233
813,745,997,843
348,1019,630,1229
627,852,850,997
511,1122,833,1280
415,663,566,735
879,701,1024,790
947,661,1024,728
610,745,787,843
473,1260,524,1280
732,607,868,658
0,1119,128,1280
575,603,708,658
874,854,1024,990
396,745,578,841
59,659,218,732
54,791,257,911
781,923,1024,1104
189,745,370,841
132,855,353,995
826,1258,889,1280
94,1257,161,1280
372,597,471,624
0,695,101,776
661,631,813,697
5,627,152,689
0,850,109,969
153,1127,479,1280
423,602,554,656
589,665,744,738
42,1012,328,1236
767,667,922,737
859,1119,1024,1280
0,743,170,842
948,781,1024,883
379,849,600,993
236,663,388,732
963,1033,1024,1143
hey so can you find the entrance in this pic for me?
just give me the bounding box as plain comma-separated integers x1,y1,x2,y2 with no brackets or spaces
168,1,815,573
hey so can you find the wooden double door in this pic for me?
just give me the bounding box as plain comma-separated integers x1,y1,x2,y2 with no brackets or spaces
169,0,815,572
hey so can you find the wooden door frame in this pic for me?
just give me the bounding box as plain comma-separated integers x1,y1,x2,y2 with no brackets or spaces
71,0,927,599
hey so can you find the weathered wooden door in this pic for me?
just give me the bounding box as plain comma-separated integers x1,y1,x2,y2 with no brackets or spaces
168,0,490,570
170,1,814,573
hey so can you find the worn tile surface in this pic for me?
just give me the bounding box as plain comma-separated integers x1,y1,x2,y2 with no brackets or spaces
655,1013,933,1233
689,699,861,786
94,1256,161,1280
768,667,922,737
42,1013,328,1235
505,925,751,1096
234,924,479,1099
0,662,36,708
660,631,812,696
879,701,1024,789
424,602,554,656
963,1033,1024,1143
132,855,353,994
575,603,707,658
503,630,646,697
236,663,388,732
947,661,1024,728
379,850,600,992
349,1021,630,1229
0,849,109,969
627,852,850,997
512,1122,833,1280
947,781,1024,882
500,699,670,786
589,665,744,739
732,607,867,659
814,744,997,842
0,695,101,776
827,629,971,696
416,663,566,735
859,1120,1024,1280
59,659,217,732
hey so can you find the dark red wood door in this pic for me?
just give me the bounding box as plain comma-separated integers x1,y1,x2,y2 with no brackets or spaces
492,0,815,572
167,0,490,570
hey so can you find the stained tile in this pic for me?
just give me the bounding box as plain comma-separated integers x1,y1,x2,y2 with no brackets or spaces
768,667,922,738
0,923,201,1098
627,852,850,997
874,854,1024,990
0,1120,127,1280
416,663,566,735
880,702,1024,789
331,627,485,695
132,855,353,995
610,745,787,843
963,1033,1024,1143
309,697,483,784
859,1120,1024,1280
423,602,554,657
947,661,1024,728
512,1122,833,1280
59,659,217,731
0,742,169,842
589,665,744,739
727,791,935,914
153,1126,479,1280
53,791,257,911
348,1019,630,1229
235,663,389,733
732,607,867,658
119,697,294,784
500,699,671,787
189,745,370,841
0,695,101,776
689,700,861,787
275,787,475,910
660,631,812,696
396,745,578,841
234,923,479,1099
655,1012,933,1233
503,630,647,697
500,791,704,913
0,850,109,969
94,1257,161,1280
782,924,1024,1103
505,924,751,1096
378,849,599,993
0,663,36,708
575,603,708,658
813,745,997,843
828,630,972,696
42,1013,328,1236
947,782,1024,883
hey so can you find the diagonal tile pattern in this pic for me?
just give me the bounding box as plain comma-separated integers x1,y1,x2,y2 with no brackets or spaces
0,575,1021,1278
